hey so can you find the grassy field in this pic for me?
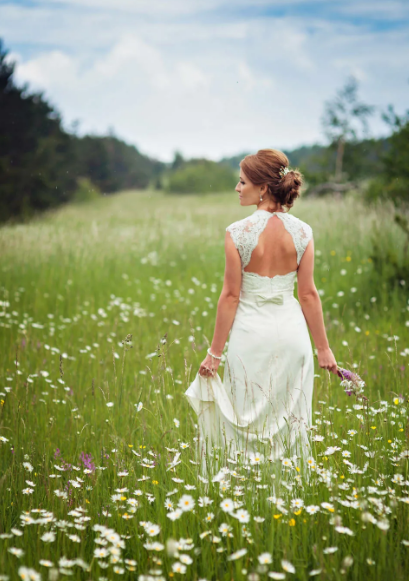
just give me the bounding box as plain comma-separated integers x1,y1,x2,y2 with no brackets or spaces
0,189,408,581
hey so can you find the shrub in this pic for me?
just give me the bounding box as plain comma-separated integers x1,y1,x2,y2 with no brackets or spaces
165,160,237,194
72,177,101,203
369,213,409,294
364,176,409,207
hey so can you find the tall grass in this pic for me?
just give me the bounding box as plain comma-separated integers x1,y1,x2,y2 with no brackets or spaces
0,190,408,580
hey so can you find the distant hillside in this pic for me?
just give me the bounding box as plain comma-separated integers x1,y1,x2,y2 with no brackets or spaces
219,145,326,171
283,144,327,171
74,135,166,193
219,152,250,171
219,139,389,182
160,156,238,194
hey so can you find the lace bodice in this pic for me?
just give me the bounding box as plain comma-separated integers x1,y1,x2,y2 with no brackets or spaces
226,209,313,294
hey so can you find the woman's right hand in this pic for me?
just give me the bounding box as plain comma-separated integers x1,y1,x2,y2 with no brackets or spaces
317,347,338,375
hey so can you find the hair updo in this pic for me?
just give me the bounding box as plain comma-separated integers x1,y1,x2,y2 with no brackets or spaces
240,148,303,210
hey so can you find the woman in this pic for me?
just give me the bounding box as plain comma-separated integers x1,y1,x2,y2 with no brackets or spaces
184,149,337,474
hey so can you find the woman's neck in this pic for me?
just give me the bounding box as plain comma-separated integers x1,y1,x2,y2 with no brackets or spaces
256,201,285,213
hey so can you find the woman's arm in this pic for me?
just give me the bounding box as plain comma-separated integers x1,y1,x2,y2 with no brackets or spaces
297,237,338,374
209,231,242,355
198,231,241,376
209,295,240,357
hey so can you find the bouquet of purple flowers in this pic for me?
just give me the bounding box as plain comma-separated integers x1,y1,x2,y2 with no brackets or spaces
336,367,368,401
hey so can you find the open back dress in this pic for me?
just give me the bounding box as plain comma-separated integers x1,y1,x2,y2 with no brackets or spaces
184,208,314,474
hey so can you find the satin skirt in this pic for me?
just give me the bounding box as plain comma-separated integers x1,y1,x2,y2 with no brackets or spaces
184,283,315,475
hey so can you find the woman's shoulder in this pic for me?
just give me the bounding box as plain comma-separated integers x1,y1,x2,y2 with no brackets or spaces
225,214,254,232
285,212,313,236
226,210,265,232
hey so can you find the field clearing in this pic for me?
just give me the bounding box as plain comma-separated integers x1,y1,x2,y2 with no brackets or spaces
0,190,408,581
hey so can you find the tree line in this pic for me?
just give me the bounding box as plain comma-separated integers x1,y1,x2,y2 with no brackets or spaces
0,40,166,222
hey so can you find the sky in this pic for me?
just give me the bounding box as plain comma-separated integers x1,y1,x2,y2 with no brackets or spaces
1,0,409,162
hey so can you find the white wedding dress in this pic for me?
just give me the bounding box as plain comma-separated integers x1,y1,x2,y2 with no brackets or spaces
184,208,314,474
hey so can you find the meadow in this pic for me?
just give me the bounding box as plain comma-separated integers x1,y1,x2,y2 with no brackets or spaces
0,189,408,581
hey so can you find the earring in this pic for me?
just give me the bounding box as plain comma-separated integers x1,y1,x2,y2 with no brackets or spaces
259,193,263,202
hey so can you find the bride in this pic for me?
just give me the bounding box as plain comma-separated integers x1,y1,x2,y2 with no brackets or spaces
184,149,338,473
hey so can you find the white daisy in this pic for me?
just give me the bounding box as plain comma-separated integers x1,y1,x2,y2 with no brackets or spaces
323,446,341,456
41,531,56,543
166,509,182,521
8,547,24,558
234,509,250,523
178,494,195,512
281,559,295,574
335,526,354,536
143,541,164,551
227,548,247,561
258,552,272,564
144,523,160,537
305,505,320,514
39,560,54,567
220,498,235,513
94,548,109,558
172,562,187,574
291,498,304,509
179,554,193,565
18,566,40,581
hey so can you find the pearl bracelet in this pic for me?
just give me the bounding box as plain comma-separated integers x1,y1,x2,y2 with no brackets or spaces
207,347,222,360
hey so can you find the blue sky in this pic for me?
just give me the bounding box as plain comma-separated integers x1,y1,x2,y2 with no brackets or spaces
1,0,409,162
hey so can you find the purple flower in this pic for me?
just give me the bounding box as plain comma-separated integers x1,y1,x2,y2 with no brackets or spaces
337,367,359,382
80,451,96,473
337,366,368,401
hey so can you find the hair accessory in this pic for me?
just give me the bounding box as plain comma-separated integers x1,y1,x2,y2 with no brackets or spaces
279,166,290,178
207,347,222,360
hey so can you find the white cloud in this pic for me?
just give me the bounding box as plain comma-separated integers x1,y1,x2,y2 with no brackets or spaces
2,1,408,161
15,51,78,92
176,62,209,90
93,36,169,89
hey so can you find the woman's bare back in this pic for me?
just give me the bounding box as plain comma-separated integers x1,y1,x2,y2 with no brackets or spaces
243,215,299,278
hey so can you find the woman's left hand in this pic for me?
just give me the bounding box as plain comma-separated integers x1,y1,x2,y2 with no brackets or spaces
199,353,220,378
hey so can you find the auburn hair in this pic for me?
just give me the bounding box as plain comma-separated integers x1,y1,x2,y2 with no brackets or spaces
240,149,303,210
